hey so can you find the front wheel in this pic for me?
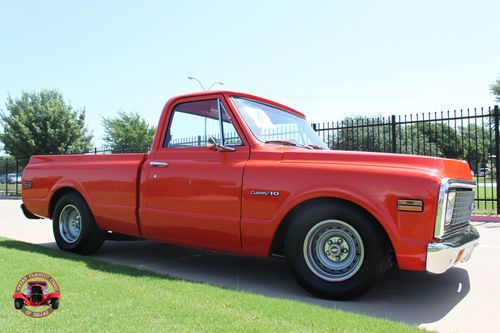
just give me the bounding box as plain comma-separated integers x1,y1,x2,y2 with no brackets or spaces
285,202,389,300
53,193,105,255
14,298,24,310
51,298,59,310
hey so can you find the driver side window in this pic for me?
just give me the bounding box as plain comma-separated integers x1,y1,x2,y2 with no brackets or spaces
164,99,242,148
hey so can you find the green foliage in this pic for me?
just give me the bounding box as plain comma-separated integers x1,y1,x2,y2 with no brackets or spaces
330,114,494,172
0,155,15,166
102,111,155,150
0,89,92,159
411,123,462,157
0,155,19,175
491,76,500,102
462,124,494,170
330,115,392,152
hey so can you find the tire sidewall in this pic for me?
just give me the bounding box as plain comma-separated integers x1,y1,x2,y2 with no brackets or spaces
51,298,59,309
286,203,387,299
52,194,91,251
14,299,24,309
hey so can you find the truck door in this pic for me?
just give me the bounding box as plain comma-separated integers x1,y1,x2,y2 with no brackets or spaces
140,95,249,250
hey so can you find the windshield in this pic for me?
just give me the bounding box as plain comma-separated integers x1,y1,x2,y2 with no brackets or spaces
232,97,327,149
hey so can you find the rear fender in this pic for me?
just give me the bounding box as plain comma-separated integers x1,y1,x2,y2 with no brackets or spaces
48,180,93,218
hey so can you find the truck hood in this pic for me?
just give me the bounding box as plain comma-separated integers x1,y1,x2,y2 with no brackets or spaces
280,149,473,180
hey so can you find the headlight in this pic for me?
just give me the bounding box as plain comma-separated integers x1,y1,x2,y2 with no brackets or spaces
444,191,456,227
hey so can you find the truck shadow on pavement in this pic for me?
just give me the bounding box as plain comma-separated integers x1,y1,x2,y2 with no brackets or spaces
0,239,470,326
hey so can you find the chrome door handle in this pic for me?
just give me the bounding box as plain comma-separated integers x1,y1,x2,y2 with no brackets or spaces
150,161,168,167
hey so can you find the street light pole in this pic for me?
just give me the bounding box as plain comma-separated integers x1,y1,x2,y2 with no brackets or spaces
187,76,207,91
187,76,224,91
187,77,224,144
207,81,224,91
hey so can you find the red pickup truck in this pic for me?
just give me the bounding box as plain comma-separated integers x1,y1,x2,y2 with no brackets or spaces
21,91,479,299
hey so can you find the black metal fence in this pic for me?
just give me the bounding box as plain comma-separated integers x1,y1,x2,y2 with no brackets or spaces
312,105,500,213
0,159,29,197
2,105,499,214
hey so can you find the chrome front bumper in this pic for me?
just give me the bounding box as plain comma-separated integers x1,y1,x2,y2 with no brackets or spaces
426,225,480,274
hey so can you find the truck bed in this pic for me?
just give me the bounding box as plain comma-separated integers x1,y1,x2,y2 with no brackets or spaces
22,153,148,236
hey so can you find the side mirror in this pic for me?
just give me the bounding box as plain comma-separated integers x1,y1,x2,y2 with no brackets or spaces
207,137,236,152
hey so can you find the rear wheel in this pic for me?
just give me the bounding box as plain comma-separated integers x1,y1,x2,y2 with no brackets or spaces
285,202,389,300
14,298,24,310
53,193,105,255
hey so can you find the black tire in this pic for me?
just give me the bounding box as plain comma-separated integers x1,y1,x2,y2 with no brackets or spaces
53,193,105,255
285,202,389,300
14,298,24,310
51,298,59,310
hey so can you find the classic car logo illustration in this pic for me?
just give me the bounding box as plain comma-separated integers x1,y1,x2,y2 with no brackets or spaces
12,272,61,318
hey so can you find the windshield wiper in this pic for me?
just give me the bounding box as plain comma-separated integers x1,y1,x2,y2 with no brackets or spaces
307,144,327,150
264,140,314,149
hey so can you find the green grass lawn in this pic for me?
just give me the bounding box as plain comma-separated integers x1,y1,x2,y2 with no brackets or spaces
0,183,22,196
0,237,424,333
474,184,497,215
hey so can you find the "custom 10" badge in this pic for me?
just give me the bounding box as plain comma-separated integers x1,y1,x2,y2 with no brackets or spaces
250,190,280,197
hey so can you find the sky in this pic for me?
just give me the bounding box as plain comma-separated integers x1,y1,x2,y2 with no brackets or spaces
0,0,499,146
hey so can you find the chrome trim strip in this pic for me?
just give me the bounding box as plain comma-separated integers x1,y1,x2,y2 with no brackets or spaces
217,98,224,145
434,178,449,239
434,178,476,239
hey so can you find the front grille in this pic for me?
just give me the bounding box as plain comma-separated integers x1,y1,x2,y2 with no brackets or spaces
444,189,474,238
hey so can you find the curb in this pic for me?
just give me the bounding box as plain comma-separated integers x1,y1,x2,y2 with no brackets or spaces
471,215,500,223
0,196,21,200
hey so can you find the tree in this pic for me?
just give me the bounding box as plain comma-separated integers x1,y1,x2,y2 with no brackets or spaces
0,89,92,159
0,155,16,172
102,111,155,151
330,115,393,152
462,124,493,171
491,76,500,102
397,124,440,156
412,123,463,158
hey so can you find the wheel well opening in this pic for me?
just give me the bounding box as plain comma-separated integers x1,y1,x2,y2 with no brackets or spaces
48,187,84,218
270,197,395,260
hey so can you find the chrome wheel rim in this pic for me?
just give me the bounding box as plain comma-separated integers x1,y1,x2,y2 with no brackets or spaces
303,220,364,282
59,204,82,244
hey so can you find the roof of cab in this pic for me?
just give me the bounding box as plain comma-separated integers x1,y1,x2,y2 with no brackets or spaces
166,90,305,118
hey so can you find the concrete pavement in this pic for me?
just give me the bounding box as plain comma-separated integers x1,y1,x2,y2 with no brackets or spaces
1,199,499,332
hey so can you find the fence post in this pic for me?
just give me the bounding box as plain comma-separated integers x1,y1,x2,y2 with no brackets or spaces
15,159,19,196
494,105,500,214
4,159,8,195
391,115,397,153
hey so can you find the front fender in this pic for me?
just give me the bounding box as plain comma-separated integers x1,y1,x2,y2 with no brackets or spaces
12,292,28,301
47,292,60,299
241,161,442,270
